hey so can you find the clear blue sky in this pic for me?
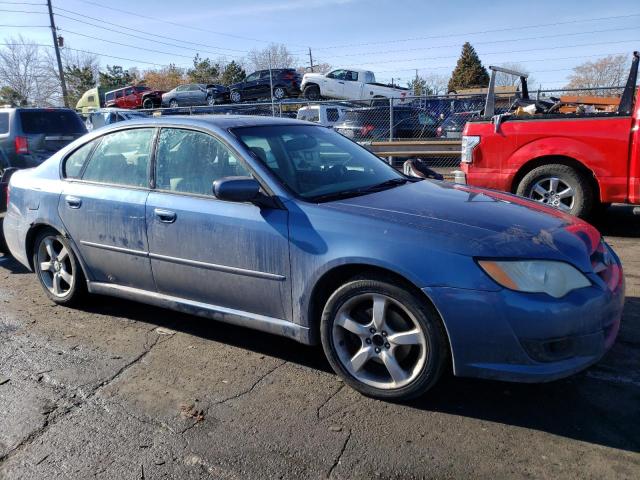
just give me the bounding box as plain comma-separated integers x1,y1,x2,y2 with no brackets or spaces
2,0,639,88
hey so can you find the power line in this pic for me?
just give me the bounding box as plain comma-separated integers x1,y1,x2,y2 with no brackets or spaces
54,8,248,54
321,26,639,60
312,12,640,50
55,19,236,59
0,23,48,27
70,0,307,49
346,39,640,67
0,1,45,5
0,7,46,12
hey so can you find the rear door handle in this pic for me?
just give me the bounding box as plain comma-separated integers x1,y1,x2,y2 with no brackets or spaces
65,195,82,208
154,208,176,223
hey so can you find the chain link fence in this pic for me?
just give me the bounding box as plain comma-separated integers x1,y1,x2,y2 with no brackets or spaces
138,86,625,171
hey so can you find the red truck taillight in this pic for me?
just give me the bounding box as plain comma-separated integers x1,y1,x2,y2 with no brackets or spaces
461,135,480,163
15,136,28,154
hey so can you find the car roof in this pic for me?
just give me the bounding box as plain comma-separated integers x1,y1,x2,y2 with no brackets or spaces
97,114,311,131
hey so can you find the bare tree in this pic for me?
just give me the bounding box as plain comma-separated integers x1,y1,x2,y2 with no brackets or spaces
0,35,57,106
423,73,448,95
564,54,628,95
494,62,535,88
43,46,101,106
247,43,297,71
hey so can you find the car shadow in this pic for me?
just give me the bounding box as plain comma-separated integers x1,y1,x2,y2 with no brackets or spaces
592,204,640,237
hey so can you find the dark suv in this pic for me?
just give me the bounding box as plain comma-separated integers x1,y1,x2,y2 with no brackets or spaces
228,69,302,103
334,106,439,141
0,108,87,169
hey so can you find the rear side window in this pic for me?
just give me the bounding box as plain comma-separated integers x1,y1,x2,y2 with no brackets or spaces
64,140,97,178
155,128,250,196
19,111,86,134
82,128,154,187
0,113,8,134
105,92,115,102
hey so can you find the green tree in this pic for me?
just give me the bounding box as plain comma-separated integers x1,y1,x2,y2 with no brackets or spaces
408,77,431,96
64,64,96,107
187,54,221,84
0,86,27,106
99,65,135,91
220,61,246,85
447,42,489,92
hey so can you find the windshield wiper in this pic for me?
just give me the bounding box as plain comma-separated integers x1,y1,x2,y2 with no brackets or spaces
307,178,409,203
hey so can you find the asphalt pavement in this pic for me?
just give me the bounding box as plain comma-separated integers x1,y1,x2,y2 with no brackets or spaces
0,206,639,479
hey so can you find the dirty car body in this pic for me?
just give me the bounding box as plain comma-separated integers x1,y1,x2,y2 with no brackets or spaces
3,116,624,395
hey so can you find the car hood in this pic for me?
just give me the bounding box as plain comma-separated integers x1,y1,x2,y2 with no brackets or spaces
324,180,600,272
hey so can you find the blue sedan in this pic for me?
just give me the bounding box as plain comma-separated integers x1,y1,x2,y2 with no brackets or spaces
2,116,624,400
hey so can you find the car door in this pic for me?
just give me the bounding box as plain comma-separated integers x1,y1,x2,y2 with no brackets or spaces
123,87,136,108
324,70,347,98
242,71,264,100
190,84,207,105
58,127,156,291
343,71,362,99
145,127,292,321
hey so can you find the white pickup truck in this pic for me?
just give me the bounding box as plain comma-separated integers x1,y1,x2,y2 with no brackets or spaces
301,69,409,102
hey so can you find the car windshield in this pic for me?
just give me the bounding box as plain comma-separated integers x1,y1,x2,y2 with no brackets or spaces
232,125,406,202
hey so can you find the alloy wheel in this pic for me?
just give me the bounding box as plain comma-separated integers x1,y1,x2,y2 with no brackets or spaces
273,87,286,99
230,91,241,103
332,293,428,389
36,236,75,298
529,176,575,212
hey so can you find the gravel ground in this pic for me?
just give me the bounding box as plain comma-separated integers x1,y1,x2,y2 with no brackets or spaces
0,206,639,479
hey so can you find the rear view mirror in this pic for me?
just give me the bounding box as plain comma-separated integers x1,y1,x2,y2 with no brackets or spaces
213,176,260,203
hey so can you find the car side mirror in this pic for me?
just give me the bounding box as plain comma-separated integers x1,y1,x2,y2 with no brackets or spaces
213,176,260,203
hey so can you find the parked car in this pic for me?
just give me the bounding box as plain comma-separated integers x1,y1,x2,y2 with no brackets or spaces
228,69,302,103
0,107,87,169
104,85,164,109
301,69,410,103
459,51,640,218
3,116,624,400
0,148,12,253
334,106,439,141
84,109,149,131
296,104,348,127
436,111,480,139
161,83,229,107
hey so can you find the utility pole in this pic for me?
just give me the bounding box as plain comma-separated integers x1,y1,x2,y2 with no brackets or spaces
47,0,69,107
308,48,314,72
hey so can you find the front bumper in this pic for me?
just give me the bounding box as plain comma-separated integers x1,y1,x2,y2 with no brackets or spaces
424,271,624,383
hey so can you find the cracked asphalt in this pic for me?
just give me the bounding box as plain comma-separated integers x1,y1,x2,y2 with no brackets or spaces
1,205,639,479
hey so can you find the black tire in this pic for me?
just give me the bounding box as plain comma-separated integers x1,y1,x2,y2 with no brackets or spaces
303,85,320,101
142,98,154,109
206,94,216,106
320,276,448,401
230,90,242,103
516,164,594,218
32,229,86,305
273,86,286,100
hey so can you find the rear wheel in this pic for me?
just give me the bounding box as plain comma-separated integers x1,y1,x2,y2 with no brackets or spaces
321,277,447,400
273,86,286,100
230,90,242,103
169,99,179,108
33,230,85,305
142,98,154,109
516,164,594,218
303,85,320,100
206,94,216,106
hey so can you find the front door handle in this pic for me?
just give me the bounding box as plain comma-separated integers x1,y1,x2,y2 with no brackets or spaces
65,195,82,208
154,208,176,223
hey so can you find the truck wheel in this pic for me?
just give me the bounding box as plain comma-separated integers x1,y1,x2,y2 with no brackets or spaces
516,164,594,218
303,85,320,100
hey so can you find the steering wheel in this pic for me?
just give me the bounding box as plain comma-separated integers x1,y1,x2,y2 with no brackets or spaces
326,163,348,181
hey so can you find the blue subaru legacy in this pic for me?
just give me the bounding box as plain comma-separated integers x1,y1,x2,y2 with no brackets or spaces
2,116,624,400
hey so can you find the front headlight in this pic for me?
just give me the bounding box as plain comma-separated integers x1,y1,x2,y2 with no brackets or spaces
478,260,591,298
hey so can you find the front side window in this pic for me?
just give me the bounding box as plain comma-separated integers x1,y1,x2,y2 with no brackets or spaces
64,140,98,178
155,128,250,196
124,88,134,96
233,125,403,201
82,128,154,187
327,70,346,80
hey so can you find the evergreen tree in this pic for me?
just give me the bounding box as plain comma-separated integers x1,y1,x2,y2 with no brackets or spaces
99,65,135,90
64,64,96,106
220,61,246,85
187,54,221,84
447,42,489,92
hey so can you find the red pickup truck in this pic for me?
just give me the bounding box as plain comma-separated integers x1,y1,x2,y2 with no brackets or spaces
458,52,639,218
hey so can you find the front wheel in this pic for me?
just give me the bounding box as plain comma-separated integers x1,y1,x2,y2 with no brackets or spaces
142,98,154,109
303,85,320,100
273,86,286,100
230,90,242,103
33,230,86,305
516,164,594,218
321,277,447,400
169,99,179,108
206,94,216,106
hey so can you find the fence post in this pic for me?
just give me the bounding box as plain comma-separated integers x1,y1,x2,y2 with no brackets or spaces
388,97,394,165
279,103,282,118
